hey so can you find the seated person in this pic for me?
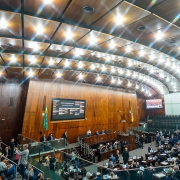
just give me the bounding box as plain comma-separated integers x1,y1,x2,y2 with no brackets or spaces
101,130,105,135
3,147,11,159
25,164,34,178
108,159,114,169
173,166,180,180
95,131,99,135
109,153,116,164
148,145,153,153
164,168,177,180
135,162,140,168
87,129,91,136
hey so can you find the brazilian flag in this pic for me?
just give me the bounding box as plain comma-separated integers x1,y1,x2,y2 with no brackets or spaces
43,106,48,130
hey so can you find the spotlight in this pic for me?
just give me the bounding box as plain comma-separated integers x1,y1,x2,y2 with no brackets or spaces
29,42,39,51
117,79,122,84
43,0,52,5
139,50,145,57
89,34,97,45
10,55,16,62
126,45,131,53
111,77,116,84
56,72,61,78
0,18,8,29
102,65,106,72
78,61,83,68
64,60,70,67
30,56,36,64
49,58,54,66
91,64,95,70
28,69,34,77
36,24,44,35
115,14,124,25
75,48,83,56
106,56,111,62
78,73,83,80
109,40,115,49
97,75,101,81
155,30,164,41
65,29,73,40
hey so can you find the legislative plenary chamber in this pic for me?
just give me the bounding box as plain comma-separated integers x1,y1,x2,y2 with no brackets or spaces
1,0,180,180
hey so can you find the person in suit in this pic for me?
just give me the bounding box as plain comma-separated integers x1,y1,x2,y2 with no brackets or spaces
109,153,116,164
62,132,68,140
40,134,46,142
47,133,54,141
164,168,177,180
148,145,153,153
9,138,15,158
3,146,11,158
173,166,180,180
139,135,144,149
95,131,99,135
122,147,129,164
114,150,120,162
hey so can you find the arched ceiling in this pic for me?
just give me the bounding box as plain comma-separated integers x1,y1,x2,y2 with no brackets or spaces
0,0,180,97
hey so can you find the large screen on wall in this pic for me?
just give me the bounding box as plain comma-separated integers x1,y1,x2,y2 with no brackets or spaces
146,99,163,109
51,98,86,121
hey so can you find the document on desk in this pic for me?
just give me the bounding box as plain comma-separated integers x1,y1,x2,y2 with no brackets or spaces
154,173,166,178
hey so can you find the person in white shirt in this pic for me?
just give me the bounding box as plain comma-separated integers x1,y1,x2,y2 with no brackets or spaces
87,129,91,136
15,144,29,180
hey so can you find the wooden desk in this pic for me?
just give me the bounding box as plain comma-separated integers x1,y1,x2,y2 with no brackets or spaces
99,148,121,161
83,133,117,145
117,134,135,151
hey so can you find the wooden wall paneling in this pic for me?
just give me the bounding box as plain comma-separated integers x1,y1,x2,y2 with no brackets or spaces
22,80,140,143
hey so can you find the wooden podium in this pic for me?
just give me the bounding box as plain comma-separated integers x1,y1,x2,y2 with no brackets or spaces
117,134,135,151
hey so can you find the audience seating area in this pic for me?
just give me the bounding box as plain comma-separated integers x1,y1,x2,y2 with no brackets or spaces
147,115,180,132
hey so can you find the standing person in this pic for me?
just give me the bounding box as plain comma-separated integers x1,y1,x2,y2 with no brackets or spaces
9,138,15,158
49,154,56,172
40,134,46,142
15,144,29,180
139,135,144,149
47,133,54,141
62,132,68,140
114,150,120,163
122,147,129,164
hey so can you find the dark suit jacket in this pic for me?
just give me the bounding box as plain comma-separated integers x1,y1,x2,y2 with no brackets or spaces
3,149,11,158
40,136,46,142
174,171,180,180
62,133,68,140
47,135,53,141
122,150,129,161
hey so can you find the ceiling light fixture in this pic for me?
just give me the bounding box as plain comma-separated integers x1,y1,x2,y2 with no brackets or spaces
89,34,97,45
109,40,115,49
75,48,83,56
117,79,122,84
30,56,36,64
56,72,62,78
155,30,164,41
28,69,34,77
115,14,124,25
29,42,39,51
126,45,132,53
78,61,83,68
139,50,145,57
111,77,116,84
78,73,83,80
97,75,101,82
0,18,8,29
91,64,95,70
36,24,44,35
64,60,70,67
11,55,16,62
82,6,95,13
65,29,73,40
49,58,54,66
102,65,106,72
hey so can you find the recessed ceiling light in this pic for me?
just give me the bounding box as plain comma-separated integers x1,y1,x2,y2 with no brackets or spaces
78,73,83,80
117,79,122,84
82,6,95,13
106,56,111,62
64,60,70,67
65,29,73,40
49,58,54,65
137,26,147,31
128,82,131,87
30,56,36,64
150,54,155,60
155,30,164,41
36,24,44,35
111,68,115,73
91,64,95,70
89,34,97,45
43,0,52,5
111,77,116,84
28,69,34,77
78,61,83,68
139,50,145,56
115,14,124,25
11,55,16,62
29,42,39,51
135,85,139,89
56,72,61,78
75,48,83,56
109,40,115,49
0,18,8,29
102,65,106,72
97,75,101,82
126,45,132,53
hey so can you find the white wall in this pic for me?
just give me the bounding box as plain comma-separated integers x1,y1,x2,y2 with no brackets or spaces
164,93,180,115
